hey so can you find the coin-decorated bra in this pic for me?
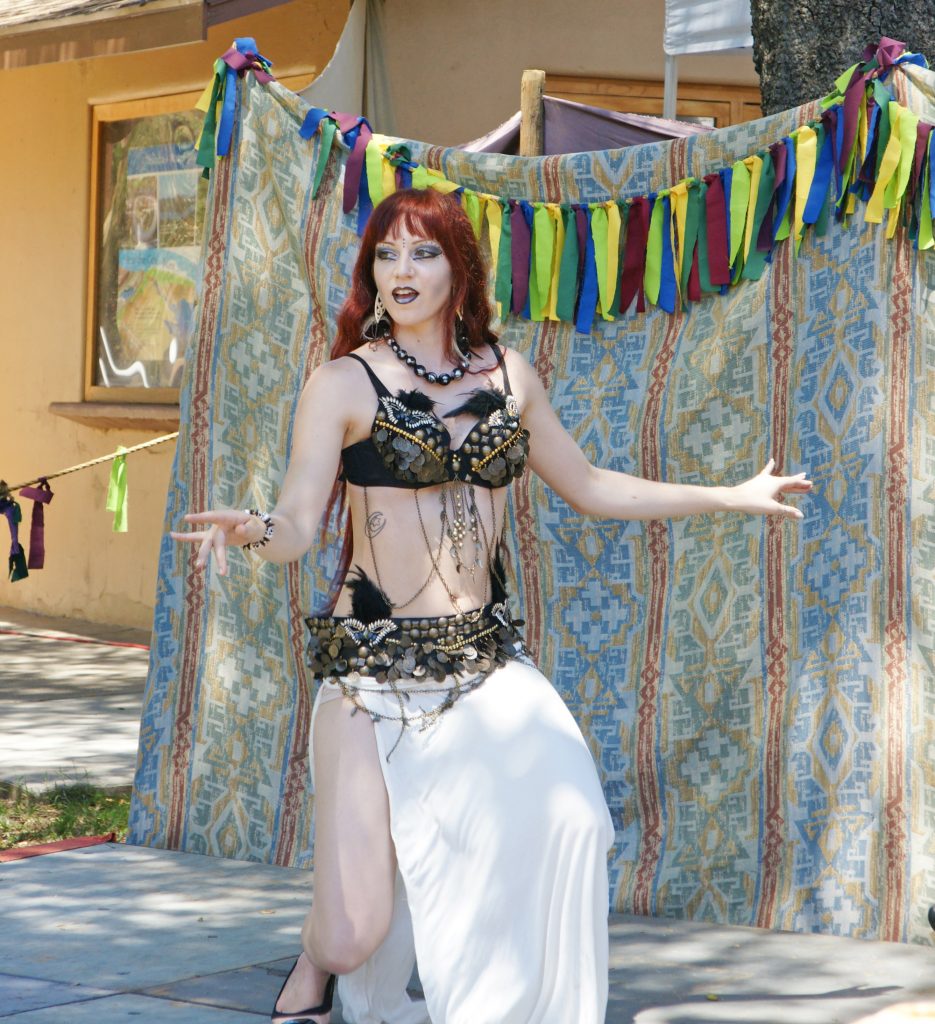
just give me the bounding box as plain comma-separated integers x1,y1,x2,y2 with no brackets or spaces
339,344,530,489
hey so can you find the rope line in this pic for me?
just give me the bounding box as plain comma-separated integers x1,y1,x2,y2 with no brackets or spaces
1,432,179,495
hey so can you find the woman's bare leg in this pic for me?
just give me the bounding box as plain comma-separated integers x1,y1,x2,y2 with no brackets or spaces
274,695,396,1018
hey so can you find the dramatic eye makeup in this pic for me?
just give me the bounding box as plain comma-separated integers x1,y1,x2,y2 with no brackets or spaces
374,239,443,261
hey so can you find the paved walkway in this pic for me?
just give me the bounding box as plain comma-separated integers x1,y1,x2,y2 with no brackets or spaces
2,605,935,1022
0,606,149,792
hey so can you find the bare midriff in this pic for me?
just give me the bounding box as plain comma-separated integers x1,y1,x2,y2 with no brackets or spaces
331,480,511,619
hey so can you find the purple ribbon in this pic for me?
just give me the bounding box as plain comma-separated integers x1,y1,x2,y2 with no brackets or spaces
510,200,531,316
332,113,373,215
19,479,52,570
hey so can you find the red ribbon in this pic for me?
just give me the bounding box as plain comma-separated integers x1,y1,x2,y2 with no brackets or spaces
703,174,730,286
618,196,650,315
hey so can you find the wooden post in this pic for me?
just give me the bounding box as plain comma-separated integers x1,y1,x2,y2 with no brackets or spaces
519,69,546,157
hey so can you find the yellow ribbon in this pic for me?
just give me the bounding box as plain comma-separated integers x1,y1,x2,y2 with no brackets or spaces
548,204,566,321
668,180,690,301
886,103,920,237
742,155,763,262
605,201,621,316
365,141,384,209
866,104,905,224
793,126,817,250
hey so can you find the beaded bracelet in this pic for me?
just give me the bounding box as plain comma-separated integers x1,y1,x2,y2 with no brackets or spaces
243,509,274,550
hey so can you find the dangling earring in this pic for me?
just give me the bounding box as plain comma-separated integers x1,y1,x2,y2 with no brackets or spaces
363,292,390,342
455,306,471,359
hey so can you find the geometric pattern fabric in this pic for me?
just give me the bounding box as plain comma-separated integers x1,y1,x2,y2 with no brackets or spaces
128,63,935,943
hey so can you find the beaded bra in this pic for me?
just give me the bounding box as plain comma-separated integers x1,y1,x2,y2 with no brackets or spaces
340,345,530,490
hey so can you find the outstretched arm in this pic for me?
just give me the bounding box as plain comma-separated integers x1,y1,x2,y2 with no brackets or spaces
171,358,355,572
511,351,812,521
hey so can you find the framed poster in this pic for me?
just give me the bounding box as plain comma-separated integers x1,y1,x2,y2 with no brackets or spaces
85,91,207,403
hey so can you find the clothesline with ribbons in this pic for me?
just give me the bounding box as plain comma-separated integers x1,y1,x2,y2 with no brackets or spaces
196,37,932,332
0,431,179,582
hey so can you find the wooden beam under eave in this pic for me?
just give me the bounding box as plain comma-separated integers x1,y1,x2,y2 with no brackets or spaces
0,0,205,70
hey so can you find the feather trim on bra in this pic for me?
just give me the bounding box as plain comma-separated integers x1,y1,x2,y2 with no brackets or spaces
395,389,436,413
444,386,507,420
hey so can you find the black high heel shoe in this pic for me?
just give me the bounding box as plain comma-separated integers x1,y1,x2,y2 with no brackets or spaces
271,959,336,1024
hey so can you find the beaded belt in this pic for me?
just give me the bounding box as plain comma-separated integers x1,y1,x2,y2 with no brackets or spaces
304,601,525,685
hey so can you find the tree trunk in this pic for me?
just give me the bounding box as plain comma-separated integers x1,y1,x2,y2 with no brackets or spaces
750,0,935,114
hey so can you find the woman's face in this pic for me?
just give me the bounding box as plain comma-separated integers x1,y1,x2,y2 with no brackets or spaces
372,223,453,342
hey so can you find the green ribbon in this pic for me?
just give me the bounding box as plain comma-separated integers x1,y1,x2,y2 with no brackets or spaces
644,196,664,306
463,191,483,239
106,447,129,533
494,201,513,308
920,160,934,249
729,159,751,272
195,60,226,176
531,203,554,320
695,183,716,292
312,119,337,198
555,208,579,322
589,204,610,317
741,151,776,281
680,185,703,300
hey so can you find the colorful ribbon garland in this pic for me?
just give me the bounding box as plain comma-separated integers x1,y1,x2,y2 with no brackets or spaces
195,38,274,177
197,37,933,331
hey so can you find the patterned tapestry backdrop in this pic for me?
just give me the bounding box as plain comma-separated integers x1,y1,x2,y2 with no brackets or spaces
128,62,935,943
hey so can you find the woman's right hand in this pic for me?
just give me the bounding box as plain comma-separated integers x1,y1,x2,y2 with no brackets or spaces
170,510,265,576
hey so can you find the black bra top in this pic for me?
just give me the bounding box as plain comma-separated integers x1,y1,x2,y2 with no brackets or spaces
340,344,530,489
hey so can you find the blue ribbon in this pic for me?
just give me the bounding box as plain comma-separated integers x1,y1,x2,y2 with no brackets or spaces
719,166,734,288
804,125,834,224
519,201,534,320
576,208,599,334
658,196,677,313
299,107,330,140
216,62,239,157
928,131,935,222
357,156,373,235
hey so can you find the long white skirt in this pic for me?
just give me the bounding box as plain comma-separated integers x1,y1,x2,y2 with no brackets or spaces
309,655,614,1024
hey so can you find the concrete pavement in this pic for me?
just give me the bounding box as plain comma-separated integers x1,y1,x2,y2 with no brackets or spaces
2,604,935,1022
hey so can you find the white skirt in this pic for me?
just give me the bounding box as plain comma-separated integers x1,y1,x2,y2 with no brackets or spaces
310,655,614,1024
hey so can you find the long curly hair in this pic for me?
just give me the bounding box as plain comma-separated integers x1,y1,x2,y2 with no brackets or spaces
332,187,498,363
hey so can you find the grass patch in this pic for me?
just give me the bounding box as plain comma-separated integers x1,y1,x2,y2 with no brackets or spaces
0,783,130,849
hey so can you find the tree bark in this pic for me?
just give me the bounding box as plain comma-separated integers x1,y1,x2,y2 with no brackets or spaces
750,0,935,114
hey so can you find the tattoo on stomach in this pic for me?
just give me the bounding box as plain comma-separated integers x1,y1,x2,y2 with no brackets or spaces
365,510,387,538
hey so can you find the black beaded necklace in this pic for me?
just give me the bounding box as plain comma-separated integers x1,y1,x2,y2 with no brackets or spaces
386,336,469,386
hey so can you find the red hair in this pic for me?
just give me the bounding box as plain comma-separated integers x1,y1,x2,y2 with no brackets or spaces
332,187,498,363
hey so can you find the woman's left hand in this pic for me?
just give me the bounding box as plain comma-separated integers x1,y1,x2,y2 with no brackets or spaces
729,459,813,520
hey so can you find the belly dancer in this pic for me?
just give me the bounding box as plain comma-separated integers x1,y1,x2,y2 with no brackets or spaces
173,187,811,1023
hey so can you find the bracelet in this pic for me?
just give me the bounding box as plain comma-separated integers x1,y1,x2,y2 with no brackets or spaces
243,509,274,550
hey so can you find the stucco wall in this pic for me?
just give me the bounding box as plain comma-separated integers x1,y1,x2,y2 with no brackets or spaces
0,0,759,630
0,0,344,629
379,0,758,145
